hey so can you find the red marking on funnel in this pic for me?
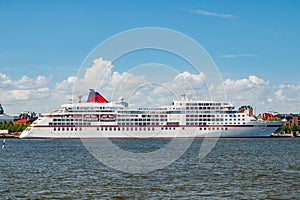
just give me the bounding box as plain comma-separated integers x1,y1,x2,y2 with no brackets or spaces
87,90,109,103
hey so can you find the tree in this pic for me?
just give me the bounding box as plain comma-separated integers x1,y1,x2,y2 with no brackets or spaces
290,122,297,133
279,125,288,132
0,121,31,133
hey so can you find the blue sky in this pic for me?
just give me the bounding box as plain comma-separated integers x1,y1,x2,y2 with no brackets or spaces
0,0,300,114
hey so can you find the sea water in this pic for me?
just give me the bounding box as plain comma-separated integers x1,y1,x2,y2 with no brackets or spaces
0,138,299,199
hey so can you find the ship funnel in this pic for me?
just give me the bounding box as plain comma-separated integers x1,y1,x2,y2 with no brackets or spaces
87,90,109,103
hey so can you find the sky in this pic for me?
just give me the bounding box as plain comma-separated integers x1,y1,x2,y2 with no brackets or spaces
0,0,300,115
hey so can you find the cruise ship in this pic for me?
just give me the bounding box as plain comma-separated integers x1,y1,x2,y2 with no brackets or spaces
20,90,284,138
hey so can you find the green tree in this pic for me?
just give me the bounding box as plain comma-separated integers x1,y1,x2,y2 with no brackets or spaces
290,122,297,133
0,121,30,133
3,121,8,129
279,125,288,132
7,121,13,132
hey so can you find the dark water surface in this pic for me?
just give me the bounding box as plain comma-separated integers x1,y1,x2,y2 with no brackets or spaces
0,138,299,199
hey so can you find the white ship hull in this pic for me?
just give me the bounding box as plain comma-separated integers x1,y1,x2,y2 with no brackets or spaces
20,121,282,139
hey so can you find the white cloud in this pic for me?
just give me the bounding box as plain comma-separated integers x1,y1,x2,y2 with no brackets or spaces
224,75,300,113
69,61,300,114
8,90,32,100
274,84,300,103
55,76,77,91
0,73,49,90
58,58,211,108
190,9,236,18
36,75,48,86
2,57,300,116
0,73,52,114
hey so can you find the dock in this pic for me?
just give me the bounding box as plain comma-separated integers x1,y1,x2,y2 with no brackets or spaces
0,132,20,138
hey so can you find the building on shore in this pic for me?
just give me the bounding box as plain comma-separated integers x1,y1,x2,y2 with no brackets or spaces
277,114,299,128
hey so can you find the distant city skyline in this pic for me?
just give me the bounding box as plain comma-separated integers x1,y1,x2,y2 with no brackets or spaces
0,0,299,115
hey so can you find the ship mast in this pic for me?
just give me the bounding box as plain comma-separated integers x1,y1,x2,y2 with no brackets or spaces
78,95,83,103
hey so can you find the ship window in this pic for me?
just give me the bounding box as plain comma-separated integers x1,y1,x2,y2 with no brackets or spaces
58,128,60,131
97,127,99,131
79,127,82,131
54,127,56,131
62,128,65,131
66,128,69,131
71,128,73,131
75,128,77,131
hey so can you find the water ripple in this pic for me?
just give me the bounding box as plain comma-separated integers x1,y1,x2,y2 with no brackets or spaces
0,138,299,199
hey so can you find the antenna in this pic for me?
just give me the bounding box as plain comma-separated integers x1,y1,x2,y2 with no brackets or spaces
187,93,193,101
181,93,187,101
78,95,83,103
